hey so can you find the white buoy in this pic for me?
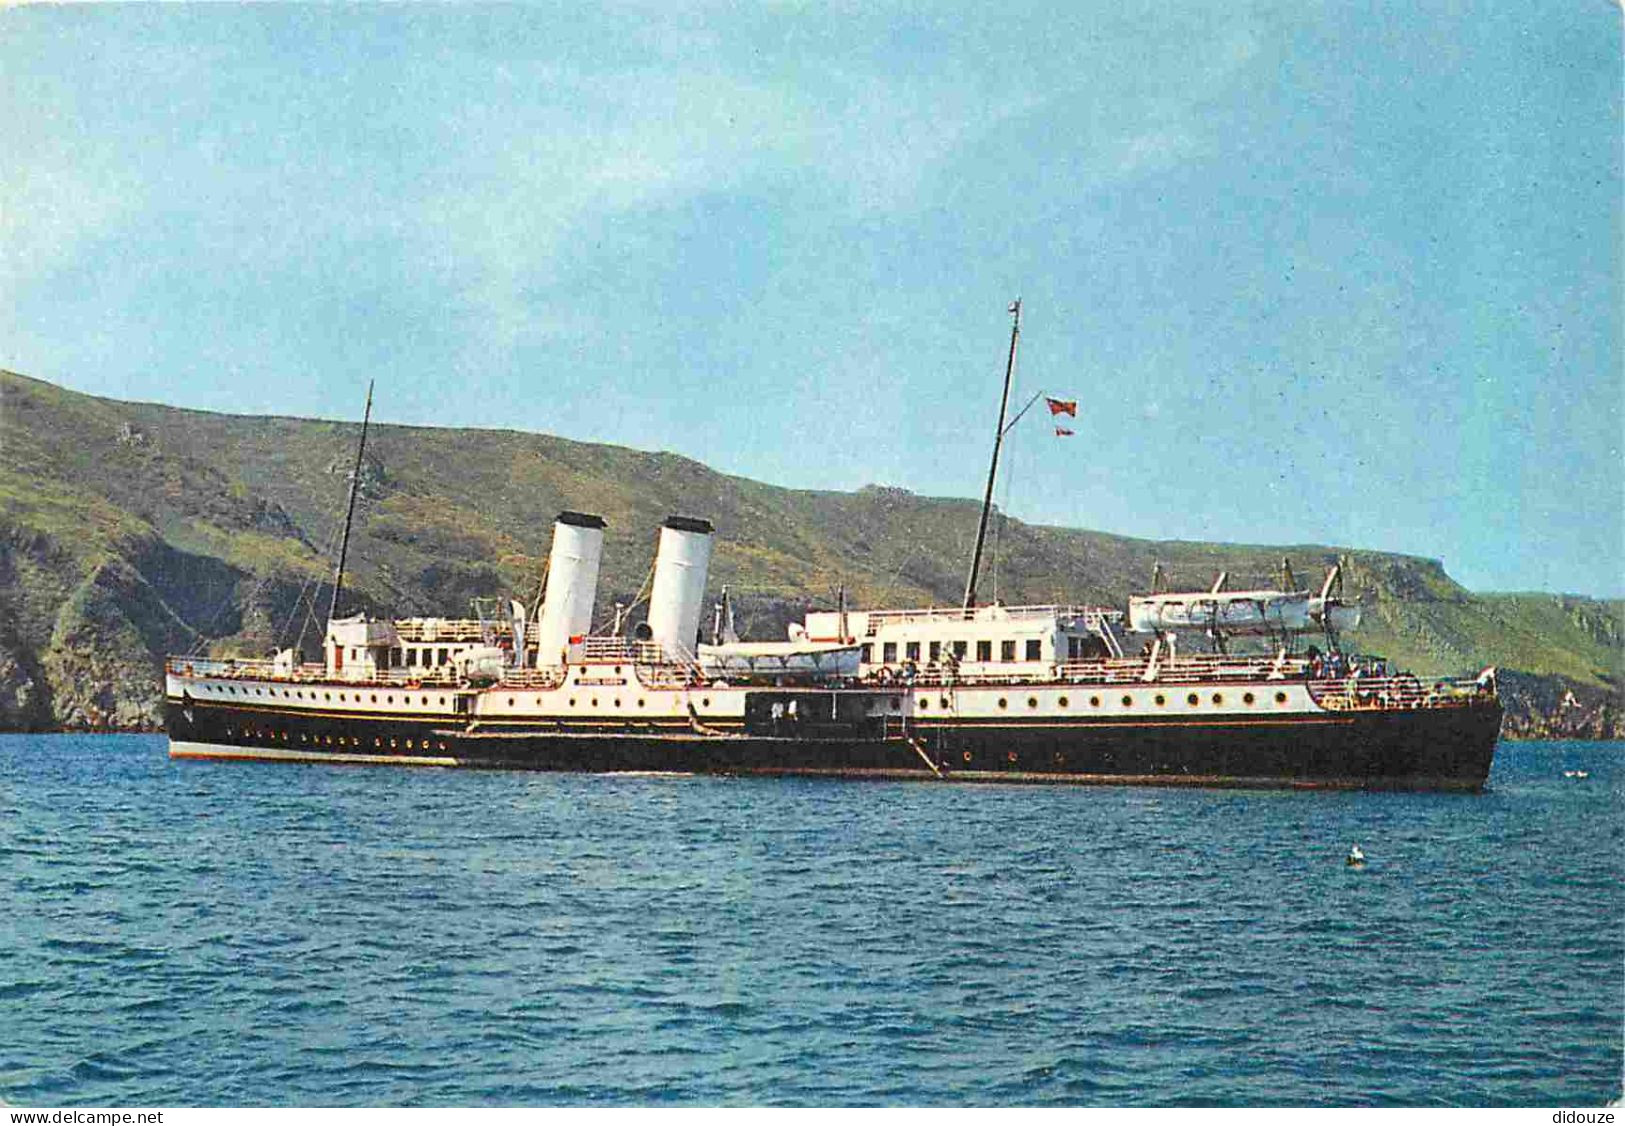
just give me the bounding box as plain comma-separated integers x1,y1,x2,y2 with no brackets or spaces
1346,844,1366,867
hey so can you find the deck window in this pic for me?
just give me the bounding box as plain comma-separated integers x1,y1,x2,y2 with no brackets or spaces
406,649,418,667
952,640,967,658
861,643,873,663
976,640,992,662
1000,640,1016,662
882,642,897,663
1025,639,1042,661
905,642,921,661
928,641,941,662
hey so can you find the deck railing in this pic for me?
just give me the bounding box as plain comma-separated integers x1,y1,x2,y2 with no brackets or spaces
857,604,1122,633
1307,674,1493,711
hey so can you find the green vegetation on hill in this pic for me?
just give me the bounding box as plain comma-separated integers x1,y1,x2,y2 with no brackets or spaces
0,369,1618,735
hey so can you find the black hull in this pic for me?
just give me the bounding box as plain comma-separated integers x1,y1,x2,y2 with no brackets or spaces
165,696,1502,791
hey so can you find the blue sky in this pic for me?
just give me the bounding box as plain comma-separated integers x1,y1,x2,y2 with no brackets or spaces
4,3,1620,595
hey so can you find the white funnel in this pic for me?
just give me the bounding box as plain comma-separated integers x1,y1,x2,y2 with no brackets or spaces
534,511,607,665
647,516,714,658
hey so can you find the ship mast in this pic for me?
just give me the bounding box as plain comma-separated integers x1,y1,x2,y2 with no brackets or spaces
962,299,1021,612
327,380,375,624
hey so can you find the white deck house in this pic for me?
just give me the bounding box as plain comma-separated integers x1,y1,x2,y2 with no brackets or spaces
801,603,1124,680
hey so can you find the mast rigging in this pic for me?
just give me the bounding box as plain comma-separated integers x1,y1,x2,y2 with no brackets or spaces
963,299,1021,612
327,380,375,624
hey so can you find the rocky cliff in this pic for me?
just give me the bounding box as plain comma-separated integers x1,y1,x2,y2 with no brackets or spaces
1,369,1618,735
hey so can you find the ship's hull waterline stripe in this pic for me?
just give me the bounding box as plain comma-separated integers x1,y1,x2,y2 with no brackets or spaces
165,742,1481,790
168,741,462,768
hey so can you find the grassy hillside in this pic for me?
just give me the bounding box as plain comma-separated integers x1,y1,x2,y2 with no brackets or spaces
1,369,1618,734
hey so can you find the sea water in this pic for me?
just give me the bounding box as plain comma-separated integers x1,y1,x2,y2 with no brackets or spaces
1,735,1619,1107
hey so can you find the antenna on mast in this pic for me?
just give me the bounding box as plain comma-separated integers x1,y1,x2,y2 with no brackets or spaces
963,299,1021,613
327,380,375,624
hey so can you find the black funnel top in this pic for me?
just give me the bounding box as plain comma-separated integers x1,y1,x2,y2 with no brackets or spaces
556,511,608,529
662,515,714,534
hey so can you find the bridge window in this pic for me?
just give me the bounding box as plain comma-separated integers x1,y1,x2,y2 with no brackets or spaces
406,649,417,667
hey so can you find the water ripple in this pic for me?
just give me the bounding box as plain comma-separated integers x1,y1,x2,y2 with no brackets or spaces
1,735,1620,1106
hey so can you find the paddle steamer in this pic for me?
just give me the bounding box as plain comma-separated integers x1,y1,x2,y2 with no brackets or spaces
164,305,1502,789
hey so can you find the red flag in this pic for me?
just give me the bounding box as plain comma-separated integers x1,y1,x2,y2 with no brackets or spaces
1054,427,1074,437
1046,397,1077,417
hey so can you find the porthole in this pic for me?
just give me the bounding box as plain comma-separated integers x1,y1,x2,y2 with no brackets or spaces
1090,696,1101,707
1027,697,1039,708
1058,696,1069,708
591,698,599,707
998,698,1009,710
568,697,576,707
386,696,394,705
963,750,973,763
939,697,949,708
1007,751,1018,764
300,734,307,743
1275,691,1288,704
1244,692,1256,705
374,738,382,748
637,698,646,708
1154,694,1166,706
1212,693,1224,705
702,698,711,707
1121,695,1133,707
439,697,447,707
325,692,332,701
920,699,930,711
389,738,397,749
370,695,377,704
406,739,414,749
438,742,447,751
508,697,515,707
1187,693,1199,706
614,698,622,708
